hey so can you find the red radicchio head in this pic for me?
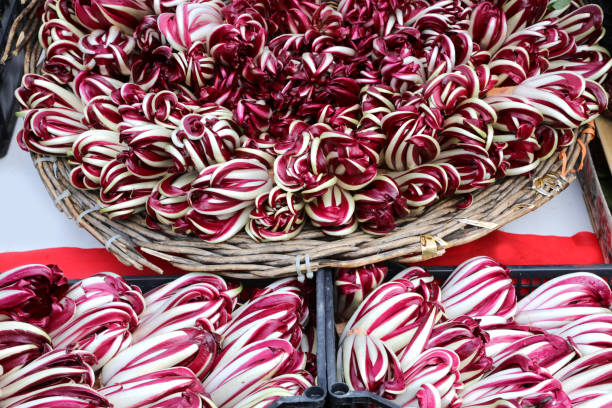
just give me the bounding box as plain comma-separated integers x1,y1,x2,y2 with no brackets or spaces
0,264,69,330
354,175,409,235
79,26,135,77
246,186,306,242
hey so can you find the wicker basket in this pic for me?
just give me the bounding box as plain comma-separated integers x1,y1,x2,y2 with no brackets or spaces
4,1,595,278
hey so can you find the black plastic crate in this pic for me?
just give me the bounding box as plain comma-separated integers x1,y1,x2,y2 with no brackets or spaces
587,0,612,53
0,0,23,69
325,262,612,408
72,270,328,408
0,0,24,158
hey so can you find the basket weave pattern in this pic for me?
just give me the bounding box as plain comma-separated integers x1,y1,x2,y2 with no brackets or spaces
7,0,591,277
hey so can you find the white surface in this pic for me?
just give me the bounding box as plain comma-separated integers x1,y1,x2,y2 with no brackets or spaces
0,120,100,251
499,181,593,237
0,122,595,252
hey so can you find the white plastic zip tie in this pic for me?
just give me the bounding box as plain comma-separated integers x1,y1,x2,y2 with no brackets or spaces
77,203,102,223
105,234,123,250
296,255,304,282
34,156,58,178
295,254,313,282
305,253,313,279
54,189,71,204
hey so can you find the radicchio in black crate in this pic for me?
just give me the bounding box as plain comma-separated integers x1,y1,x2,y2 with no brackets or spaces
325,261,612,408
0,263,326,408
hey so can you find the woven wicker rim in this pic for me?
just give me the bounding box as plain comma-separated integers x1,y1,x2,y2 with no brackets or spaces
7,1,592,278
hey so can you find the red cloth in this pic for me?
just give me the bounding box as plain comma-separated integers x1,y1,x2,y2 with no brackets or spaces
0,231,605,279
0,247,188,279
421,231,605,266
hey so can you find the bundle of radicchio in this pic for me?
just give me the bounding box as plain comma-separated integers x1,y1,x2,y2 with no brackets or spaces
219,286,307,352
338,279,444,360
390,348,463,408
202,338,307,408
48,272,146,370
100,326,219,385
233,373,314,408
553,314,612,357
1,383,112,408
337,333,405,396
515,272,612,330
133,273,237,340
426,316,492,384
0,321,53,380
441,256,517,320
99,367,217,408
16,0,610,242
460,355,571,407
553,349,612,405
0,348,97,403
201,277,314,408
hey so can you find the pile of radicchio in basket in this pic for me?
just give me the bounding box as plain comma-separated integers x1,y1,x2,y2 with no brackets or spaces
16,0,611,242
